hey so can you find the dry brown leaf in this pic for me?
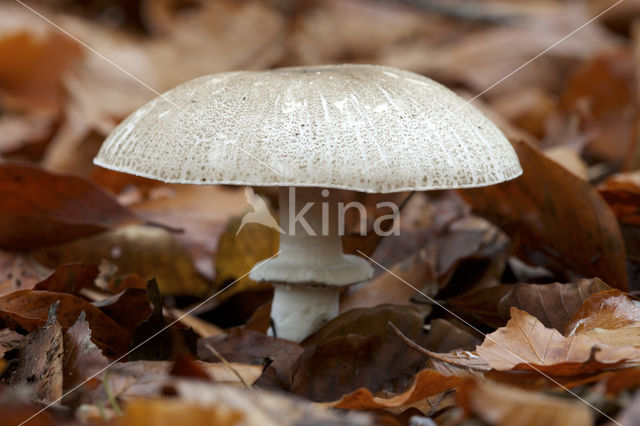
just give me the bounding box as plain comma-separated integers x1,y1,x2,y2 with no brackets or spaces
332,368,461,410
458,379,593,426
0,163,138,251
477,307,640,375
448,278,612,330
460,138,628,290
32,225,209,296
9,314,63,403
566,289,640,335
99,360,263,402
62,312,109,399
341,251,435,312
291,305,428,401
599,171,640,226
0,290,130,356
0,328,23,358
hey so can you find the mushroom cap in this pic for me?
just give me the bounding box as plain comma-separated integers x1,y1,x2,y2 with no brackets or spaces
94,64,521,193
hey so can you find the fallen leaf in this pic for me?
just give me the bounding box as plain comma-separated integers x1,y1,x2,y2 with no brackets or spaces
8,307,63,403
33,263,99,295
459,138,628,290
458,379,593,426
291,305,428,401
0,328,23,358
0,251,48,297
559,48,636,166
333,368,462,410
132,185,247,281
477,307,640,375
0,290,130,356
423,319,480,353
62,312,109,398
599,170,640,226
0,163,137,251
92,288,152,338
119,383,370,426
0,31,82,114
32,225,208,296
341,251,435,313
566,289,640,335
118,397,243,426
214,217,278,298
448,278,612,330
198,328,303,391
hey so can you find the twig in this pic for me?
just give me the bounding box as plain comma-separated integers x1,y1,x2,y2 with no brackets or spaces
387,321,488,372
203,343,252,389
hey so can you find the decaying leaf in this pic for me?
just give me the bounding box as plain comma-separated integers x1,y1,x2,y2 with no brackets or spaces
291,305,428,401
62,312,109,396
9,306,63,403
0,163,137,251
0,289,130,356
333,368,461,410
448,278,612,330
33,263,99,295
214,217,279,299
198,328,303,391
477,307,640,374
33,225,208,296
0,328,23,358
458,379,593,426
0,251,48,297
460,138,628,290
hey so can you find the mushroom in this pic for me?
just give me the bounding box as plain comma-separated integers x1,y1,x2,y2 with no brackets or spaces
94,64,522,342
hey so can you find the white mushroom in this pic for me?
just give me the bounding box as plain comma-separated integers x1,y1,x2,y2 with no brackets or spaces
94,64,522,342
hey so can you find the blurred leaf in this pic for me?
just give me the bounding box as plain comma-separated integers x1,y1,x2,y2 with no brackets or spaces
33,263,99,295
599,171,640,226
559,48,636,166
93,288,153,336
0,252,48,297
448,278,612,330
119,383,369,426
341,251,435,313
33,225,208,296
214,218,278,297
0,328,23,358
0,32,82,114
0,163,137,251
477,307,640,375
458,379,592,426
459,138,628,290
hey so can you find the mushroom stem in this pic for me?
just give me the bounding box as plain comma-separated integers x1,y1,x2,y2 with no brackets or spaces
250,186,373,341
270,284,339,342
